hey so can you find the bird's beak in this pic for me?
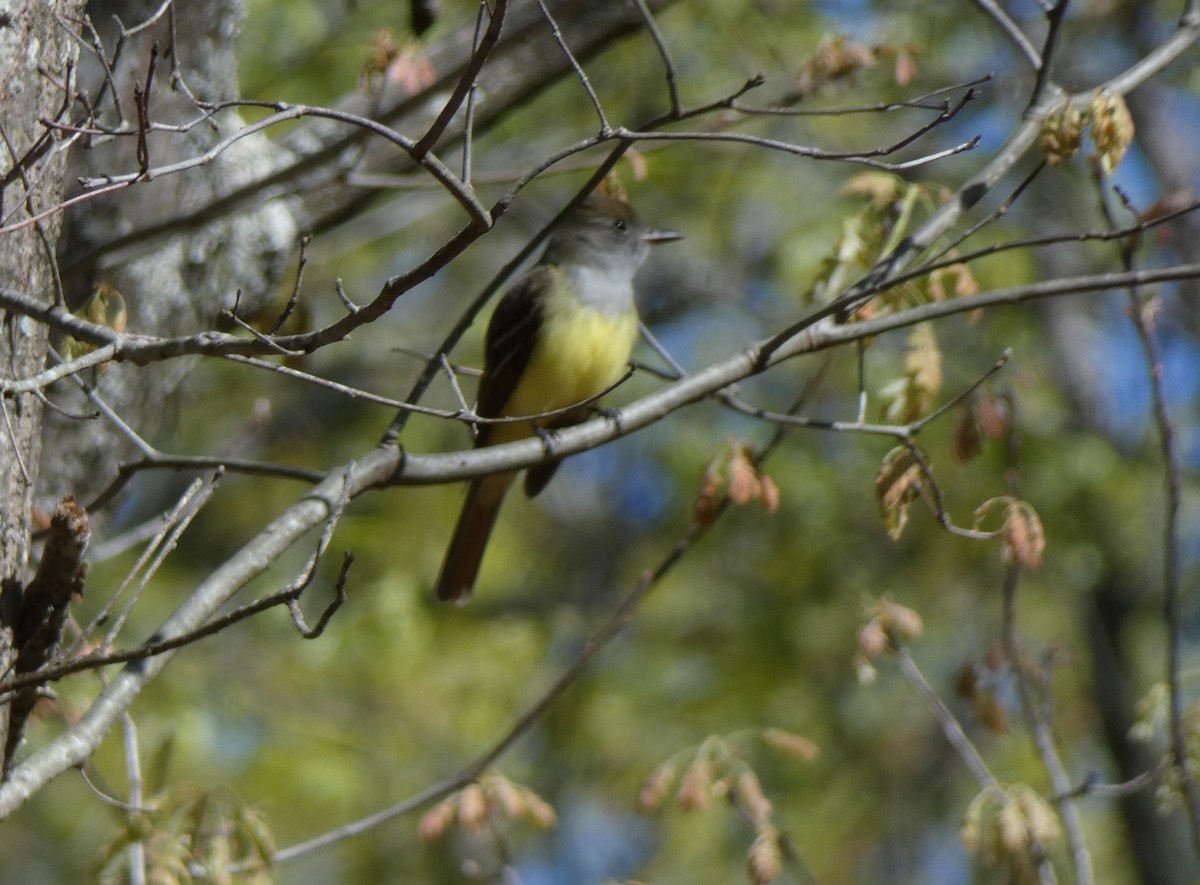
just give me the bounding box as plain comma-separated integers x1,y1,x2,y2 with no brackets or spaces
641,229,684,245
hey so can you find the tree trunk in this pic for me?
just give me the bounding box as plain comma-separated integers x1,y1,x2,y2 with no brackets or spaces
0,0,87,771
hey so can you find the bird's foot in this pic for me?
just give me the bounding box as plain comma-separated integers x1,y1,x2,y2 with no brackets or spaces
594,405,624,434
533,424,562,455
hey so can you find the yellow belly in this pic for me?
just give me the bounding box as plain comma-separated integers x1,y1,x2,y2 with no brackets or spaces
492,294,638,445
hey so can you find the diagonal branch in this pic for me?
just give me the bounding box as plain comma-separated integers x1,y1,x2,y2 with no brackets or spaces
413,0,507,157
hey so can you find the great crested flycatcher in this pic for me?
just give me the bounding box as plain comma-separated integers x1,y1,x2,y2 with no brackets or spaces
435,192,681,603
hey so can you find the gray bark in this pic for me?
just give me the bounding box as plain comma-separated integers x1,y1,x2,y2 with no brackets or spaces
42,0,297,512
0,0,89,776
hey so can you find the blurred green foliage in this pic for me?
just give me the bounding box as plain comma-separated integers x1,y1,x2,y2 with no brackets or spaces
5,1,1199,883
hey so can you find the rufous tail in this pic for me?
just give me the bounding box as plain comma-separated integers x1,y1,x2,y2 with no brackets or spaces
435,472,514,603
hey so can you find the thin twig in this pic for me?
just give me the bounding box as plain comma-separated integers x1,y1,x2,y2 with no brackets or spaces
536,0,610,134
0,538,349,702
121,713,148,885
268,235,311,335
439,352,474,418
894,194,1200,301
222,354,417,411
896,646,999,788
460,1,489,184
922,161,1047,268
613,109,980,173
1028,1,1070,109
131,44,158,176
1056,768,1157,801
725,349,1009,441
89,512,186,564
905,442,1003,541
3,101,488,236
1089,163,1200,847
637,322,686,379
120,0,174,38
414,0,507,158
46,346,157,459
0,397,31,485
282,464,355,638
732,75,992,117
68,477,212,659
222,302,305,358
1103,194,1200,848
1001,564,1095,885
164,1,210,115
0,343,119,394
71,13,126,123
288,554,351,639
630,0,681,118
334,278,359,314
103,473,220,648
972,0,1042,70
77,765,156,813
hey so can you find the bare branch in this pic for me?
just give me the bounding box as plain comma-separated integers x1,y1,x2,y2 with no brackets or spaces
384,261,1200,489
84,454,324,516
77,763,155,813
896,645,999,788
730,75,992,117
80,101,489,227
221,355,421,412
537,0,610,133
281,463,355,638
630,0,682,118
101,473,218,648
70,478,214,656
460,1,490,184
121,0,175,37
268,356,833,867
1028,0,1069,109
614,84,982,172
1103,191,1200,849
972,0,1042,70
923,161,1048,268
267,234,311,335
120,713,148,885
61,0,679,274
289,554,351,640
413,0,507,157
766,11,1200,347
1002,564,1095,885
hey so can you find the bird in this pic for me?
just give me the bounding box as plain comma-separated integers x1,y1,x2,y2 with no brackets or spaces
435,191,681,603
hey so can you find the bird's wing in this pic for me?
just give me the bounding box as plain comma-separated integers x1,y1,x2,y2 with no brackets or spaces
474,265,552,441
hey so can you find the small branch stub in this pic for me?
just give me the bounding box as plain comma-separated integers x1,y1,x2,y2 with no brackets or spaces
3,496,91,777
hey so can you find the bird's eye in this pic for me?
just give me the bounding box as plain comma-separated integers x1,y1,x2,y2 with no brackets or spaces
613,219,627,231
